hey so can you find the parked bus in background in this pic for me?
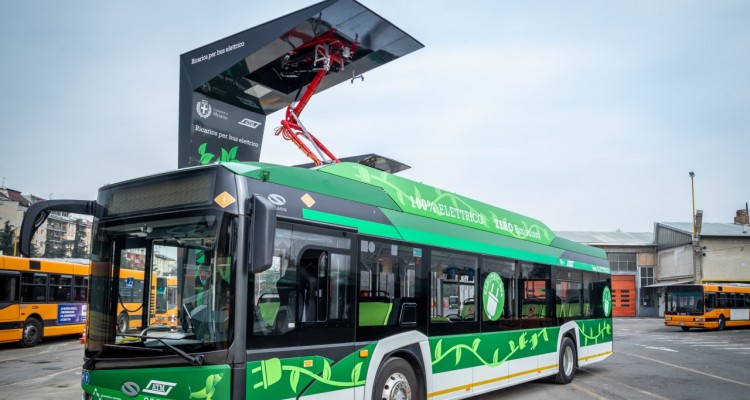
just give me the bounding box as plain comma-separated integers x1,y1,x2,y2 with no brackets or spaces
664,283,750,331
155,275,179,329
0,255,88,347
20,160,612,400
115,267,153,333
117,268,182,333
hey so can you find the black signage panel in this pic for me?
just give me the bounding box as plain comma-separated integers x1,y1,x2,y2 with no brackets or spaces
188,93,265,167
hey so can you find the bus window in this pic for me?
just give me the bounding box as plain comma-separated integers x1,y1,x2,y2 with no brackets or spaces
74,276,87,301
430,250,477,323
519,263,551,327
21,273,48,302
358,240,419,327
0,271,20,302
253,226,352,336
50,274,73,302
556,269,583,320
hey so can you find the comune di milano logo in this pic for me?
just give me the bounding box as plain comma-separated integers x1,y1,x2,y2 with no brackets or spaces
196,99,212,119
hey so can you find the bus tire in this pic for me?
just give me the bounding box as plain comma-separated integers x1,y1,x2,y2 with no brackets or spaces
552,336,577,384
717,315,725,331
373,357,418,400
20,317,43,348
681,326,690,331
118,313,130,334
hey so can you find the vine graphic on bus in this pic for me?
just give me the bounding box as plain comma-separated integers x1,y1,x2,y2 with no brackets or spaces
431,328,553,373
578,319,613,346
322,163,555,245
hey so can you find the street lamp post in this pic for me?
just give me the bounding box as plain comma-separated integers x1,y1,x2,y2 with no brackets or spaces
689,172,696,238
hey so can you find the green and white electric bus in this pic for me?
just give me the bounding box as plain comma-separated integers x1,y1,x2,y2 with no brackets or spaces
20,161,612,400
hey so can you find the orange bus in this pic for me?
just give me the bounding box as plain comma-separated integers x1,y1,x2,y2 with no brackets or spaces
664,283,750,331
154,275,178,328
0,255,88,347
116,268,161,333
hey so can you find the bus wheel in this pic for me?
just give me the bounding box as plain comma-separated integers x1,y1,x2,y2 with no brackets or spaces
374,357,418,400
681,326,690,331
717,315,726,331
552,337,577,384
117,313,130,334
20,317,43,348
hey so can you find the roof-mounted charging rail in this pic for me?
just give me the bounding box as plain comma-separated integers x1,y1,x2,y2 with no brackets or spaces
274,29,357,166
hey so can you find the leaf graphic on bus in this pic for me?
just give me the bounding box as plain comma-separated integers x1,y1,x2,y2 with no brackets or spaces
199,143,208,155
530,334,539,350
518,333,527,350
322,360,332,381
229,146,238,160
455,347,462,365
509,341,517,353
472,338,481,352
492,349,499,364
221,148,230,162
289,369,300,392
351,362,363,384
434,339,443,360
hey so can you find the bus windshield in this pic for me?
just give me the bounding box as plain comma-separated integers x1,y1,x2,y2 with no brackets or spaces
665,285,704,315
86,210,236,358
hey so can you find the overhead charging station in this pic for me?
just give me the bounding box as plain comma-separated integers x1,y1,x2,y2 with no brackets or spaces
178,0,423,171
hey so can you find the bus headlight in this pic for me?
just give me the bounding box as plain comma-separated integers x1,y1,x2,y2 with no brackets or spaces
694,318,704,322
664,317,671,321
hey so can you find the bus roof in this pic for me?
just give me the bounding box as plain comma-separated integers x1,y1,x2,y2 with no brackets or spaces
222,161,610,273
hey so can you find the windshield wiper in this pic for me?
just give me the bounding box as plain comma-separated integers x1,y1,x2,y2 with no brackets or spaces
117,333,205,366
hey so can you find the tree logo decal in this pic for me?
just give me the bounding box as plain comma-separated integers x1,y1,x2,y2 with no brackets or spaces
482,272,505,321
602,286,612,317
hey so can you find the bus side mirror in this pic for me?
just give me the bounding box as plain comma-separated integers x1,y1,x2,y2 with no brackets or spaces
20,199,100,257
249,195,276,273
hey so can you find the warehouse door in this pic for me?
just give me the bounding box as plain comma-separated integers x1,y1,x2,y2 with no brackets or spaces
612,275,636,317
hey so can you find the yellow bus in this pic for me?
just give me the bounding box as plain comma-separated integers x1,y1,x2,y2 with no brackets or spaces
154,275,178,328
664,283,750,331
0,255,88,347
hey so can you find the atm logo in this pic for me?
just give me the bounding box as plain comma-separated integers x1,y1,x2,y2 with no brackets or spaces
239,118,262,129
142,380,177,396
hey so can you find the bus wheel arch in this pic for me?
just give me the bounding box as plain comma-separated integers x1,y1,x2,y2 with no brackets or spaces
717,315,726,331
117,312,130,333
373,356,421,400
552,335,577,384
20,316,43,348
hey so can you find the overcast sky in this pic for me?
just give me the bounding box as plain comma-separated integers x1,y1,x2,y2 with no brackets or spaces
2,1,748,233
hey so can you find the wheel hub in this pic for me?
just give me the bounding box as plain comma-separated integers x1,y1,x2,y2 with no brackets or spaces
381,372,412,400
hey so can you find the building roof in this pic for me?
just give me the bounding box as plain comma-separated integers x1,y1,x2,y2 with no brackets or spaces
0,188,30,206
657,222,750,237
555,231,654,246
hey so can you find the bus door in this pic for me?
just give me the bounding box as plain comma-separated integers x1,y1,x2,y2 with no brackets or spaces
248,224,357,400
